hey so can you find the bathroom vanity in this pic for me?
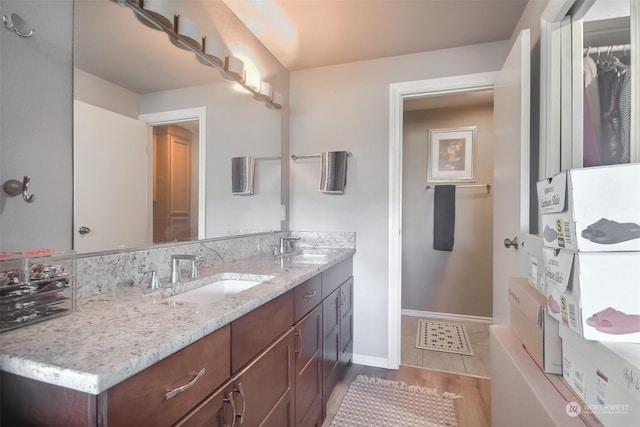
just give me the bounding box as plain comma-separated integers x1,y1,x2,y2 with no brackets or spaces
0,247,354,427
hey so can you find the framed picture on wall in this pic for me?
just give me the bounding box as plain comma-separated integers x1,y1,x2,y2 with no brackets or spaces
427,126,476,183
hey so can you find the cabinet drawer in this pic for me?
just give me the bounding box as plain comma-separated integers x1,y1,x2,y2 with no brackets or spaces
181,330,295,427
322,258,352,298
105,324,231,427
294,274,322,322
231,291,293,373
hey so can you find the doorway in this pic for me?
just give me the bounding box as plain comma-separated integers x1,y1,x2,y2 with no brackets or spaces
152,122,198,243
388,72,498,369
399,93,495,376
139,107,207,242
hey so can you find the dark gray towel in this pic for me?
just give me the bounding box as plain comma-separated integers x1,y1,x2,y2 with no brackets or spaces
433,185,456,251
320,151,348,193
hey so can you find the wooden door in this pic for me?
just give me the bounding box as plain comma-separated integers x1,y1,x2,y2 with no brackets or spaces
154,125,192,243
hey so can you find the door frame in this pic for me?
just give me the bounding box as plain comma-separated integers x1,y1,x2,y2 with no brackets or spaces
139,107,207,240
387,72,498,369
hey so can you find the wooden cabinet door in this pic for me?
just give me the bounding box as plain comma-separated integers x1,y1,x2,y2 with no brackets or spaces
322,287,341,409
233,329,294,427
295,304,323,427
174,382,236,427
339,278,353,366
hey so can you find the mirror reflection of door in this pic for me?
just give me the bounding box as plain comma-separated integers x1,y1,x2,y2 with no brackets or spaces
152,124,196,243
74,102,200,253
74,101,151,253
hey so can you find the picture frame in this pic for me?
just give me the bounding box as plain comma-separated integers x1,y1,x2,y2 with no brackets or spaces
427,126,476,183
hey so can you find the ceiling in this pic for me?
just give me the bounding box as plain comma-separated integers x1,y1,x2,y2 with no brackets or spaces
75,1,527,96
223,0,528,71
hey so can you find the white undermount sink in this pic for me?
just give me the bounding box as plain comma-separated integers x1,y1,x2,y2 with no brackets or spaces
289,253,329,264
166,274,272,304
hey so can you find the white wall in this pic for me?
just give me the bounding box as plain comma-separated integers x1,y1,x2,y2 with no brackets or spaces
289,40,509,362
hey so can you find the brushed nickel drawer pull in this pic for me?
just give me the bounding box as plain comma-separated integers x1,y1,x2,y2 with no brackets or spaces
165,368,205,400
234,382,246,423
294,329,303,357
222,391,237,427
303,290,317,299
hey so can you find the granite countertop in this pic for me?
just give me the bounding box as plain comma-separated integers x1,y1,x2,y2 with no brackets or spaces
0,248,355,395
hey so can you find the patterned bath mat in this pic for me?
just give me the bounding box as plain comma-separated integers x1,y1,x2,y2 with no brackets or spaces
416,319,474,356
330,375,460,427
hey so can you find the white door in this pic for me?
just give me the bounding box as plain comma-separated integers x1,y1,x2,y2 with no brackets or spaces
74,101,151,253
492,29,531,325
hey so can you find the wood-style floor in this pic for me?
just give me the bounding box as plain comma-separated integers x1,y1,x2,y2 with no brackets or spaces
323,317,492,426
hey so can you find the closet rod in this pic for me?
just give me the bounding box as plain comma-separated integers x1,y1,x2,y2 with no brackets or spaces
255,156,281,161
425,183,492,192
583,44,631,55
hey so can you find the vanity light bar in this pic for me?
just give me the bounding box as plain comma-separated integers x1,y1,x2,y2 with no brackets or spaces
118,0,282,110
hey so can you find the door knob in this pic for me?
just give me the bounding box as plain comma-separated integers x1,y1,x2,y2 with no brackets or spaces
78,226,91,235
504,237,519,250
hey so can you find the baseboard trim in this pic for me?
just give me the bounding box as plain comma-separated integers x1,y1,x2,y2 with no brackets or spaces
401,309,493,324
352,354,393,369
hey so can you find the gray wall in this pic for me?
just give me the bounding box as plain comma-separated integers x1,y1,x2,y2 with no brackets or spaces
289,40,509,363
0,0,73,251
401,104,494,318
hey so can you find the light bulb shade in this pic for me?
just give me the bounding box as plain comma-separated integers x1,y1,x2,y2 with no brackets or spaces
253,81,273,102
244,70,261,92
268,91,284,109
137,0,174,30
197,36,224,68
170,15,201,51
223,56,245,82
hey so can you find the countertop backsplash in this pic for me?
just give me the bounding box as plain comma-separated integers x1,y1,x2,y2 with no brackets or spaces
76,231,355,299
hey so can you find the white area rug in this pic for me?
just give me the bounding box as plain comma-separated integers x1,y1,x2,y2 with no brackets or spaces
416,319,474,356
330,375,460,427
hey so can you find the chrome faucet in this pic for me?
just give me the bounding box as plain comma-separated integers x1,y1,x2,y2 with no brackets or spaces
279,237,300,255
169,254,201,284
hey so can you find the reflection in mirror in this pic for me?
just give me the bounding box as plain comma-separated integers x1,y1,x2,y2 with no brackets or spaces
73,0,283,254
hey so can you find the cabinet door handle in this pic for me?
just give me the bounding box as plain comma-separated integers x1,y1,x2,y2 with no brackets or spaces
294,329,303,358
303,290,317,299
234,382,246,423
222,391,237,427
165,368,205,400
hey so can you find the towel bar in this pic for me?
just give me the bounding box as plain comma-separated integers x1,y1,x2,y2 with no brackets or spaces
254,156,281,161
291,151,352,160
425,183,492,192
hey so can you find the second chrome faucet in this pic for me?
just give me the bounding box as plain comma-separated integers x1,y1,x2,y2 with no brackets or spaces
279,237,300,256
169,254,202,284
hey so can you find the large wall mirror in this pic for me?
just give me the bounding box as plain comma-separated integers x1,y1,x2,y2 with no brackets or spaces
0,0,287,254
